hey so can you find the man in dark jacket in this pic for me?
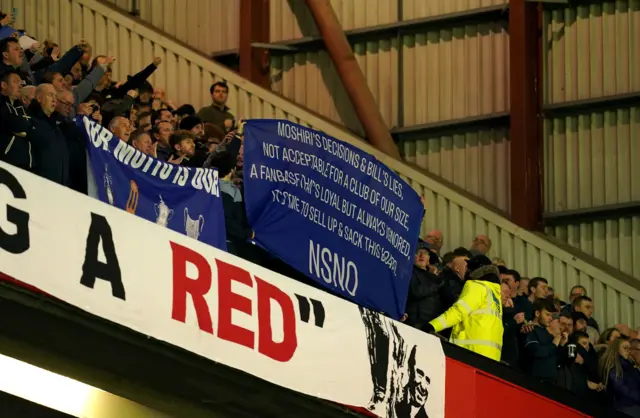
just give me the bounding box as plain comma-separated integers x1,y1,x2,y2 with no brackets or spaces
150,120,174,161
514,276,548,322
0,70,33,171
54,89,86,194
524,298,564,383
405,240,444,332
27,83,70,186
439,247,470,309
208,149,256,261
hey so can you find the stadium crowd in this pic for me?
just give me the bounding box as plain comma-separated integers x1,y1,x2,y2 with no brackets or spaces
1,11,639,417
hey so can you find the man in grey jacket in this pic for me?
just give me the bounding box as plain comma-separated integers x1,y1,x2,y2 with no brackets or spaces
44,56,114,119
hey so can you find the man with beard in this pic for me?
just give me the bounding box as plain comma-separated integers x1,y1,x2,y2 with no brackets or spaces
168,130,197,167
179,115,209,166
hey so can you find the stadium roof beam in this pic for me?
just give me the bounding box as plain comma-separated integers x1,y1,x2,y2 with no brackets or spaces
390,112,511,140
542,92,640,117
212,5,508,63
543,201,640,226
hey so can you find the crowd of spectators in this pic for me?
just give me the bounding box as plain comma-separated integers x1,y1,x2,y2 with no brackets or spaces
407,232,640,417
2,11,640,417
0,11,251,256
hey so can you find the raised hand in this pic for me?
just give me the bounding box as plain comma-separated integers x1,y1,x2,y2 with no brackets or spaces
1,13,14,26
168,154,184,165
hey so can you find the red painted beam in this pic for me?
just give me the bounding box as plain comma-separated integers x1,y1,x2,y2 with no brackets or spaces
239,0,270,88
508,0,542,230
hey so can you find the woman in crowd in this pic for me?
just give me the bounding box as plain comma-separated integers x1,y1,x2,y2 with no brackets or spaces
599,337,640,417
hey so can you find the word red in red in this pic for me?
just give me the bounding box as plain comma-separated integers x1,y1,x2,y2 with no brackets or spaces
170,242,297,362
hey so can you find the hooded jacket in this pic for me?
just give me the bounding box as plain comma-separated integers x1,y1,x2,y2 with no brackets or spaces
405,267,444,331
429,263,504,361
0,94,33,170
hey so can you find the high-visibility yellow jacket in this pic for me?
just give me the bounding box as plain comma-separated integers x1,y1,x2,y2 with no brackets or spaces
429,278,504,361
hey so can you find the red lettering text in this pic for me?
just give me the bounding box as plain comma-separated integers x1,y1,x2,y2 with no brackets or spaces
256,277,297,362
169,242,298,362
216,259,254,350
170,242,214,334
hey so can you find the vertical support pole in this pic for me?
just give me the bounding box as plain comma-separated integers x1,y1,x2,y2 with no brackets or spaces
305,0,400,159
239,0,270,89
509,0,542,230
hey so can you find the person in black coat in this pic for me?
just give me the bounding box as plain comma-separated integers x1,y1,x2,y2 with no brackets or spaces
53,89,87,194
439,247,471,309
524,298,564,383
208,149,259,262
405,240,444,332
0,70,33,171
27,83,70,187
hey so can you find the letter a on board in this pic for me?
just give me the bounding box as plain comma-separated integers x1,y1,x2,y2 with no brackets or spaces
80,213,126,300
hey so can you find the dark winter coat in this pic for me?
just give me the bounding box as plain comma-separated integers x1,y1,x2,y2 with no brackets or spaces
501,305,521,367
53,114,87,194
405,267,444,331
220,178,253,254
0,94,33,171
524,325,560,382
27,101,70,187
438,267,464,309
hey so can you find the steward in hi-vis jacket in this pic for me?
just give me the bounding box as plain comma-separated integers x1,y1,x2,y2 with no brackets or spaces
425,255,504,361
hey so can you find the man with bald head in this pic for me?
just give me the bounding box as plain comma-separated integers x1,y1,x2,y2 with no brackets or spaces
424,230,443,254
470,234,492,256
27,83,71,186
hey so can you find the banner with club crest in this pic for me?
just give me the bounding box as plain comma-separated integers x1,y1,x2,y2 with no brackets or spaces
78,117,227,250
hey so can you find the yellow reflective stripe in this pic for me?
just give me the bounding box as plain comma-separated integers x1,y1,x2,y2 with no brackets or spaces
456,299,473,314
476,282,493,308
451,339,502,351
437,316,447,329
473,308,502,318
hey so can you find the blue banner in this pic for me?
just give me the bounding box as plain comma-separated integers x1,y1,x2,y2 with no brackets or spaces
78,117,227,251
243,120,423,318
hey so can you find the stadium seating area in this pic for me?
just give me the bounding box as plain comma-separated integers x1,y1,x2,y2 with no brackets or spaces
1,8,640,418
